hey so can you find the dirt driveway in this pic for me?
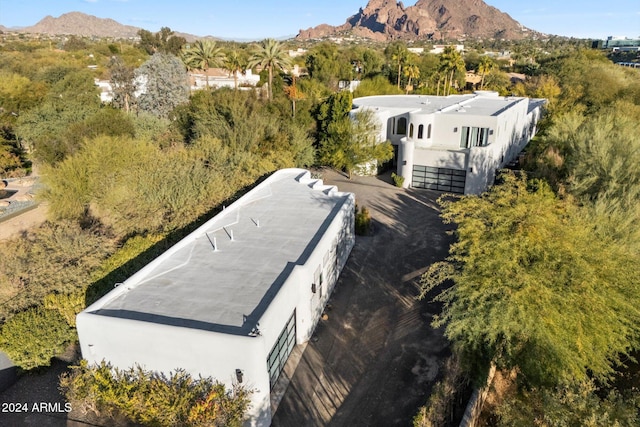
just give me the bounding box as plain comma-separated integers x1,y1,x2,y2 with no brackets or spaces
272,169,454,427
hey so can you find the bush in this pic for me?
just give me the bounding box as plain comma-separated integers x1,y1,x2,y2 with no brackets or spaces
355,204,371,236
60,360,252,427
0,306,76,370
391,172,405,188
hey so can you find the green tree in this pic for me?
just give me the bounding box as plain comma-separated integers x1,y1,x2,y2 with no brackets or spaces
385,41,409,89
181,40,226,88
497,380,640,426
223,49,247,90
439,47,466,95
108,56,137,113
404,63,420,94
318,99,393,179
136,53,189,118
477,56,496,90
137,27,186,55
420,171,640,387
248,39,291,101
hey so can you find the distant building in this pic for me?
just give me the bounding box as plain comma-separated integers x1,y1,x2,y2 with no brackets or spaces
592,36,640,50
352,92,545,194
77,169,355,427
189,68,260,90
430,44,464,54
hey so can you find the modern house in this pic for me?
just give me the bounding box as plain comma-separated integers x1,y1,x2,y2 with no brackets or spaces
76,169,355,426
352,92,545,194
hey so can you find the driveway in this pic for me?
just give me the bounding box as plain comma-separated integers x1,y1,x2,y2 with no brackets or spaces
272,169,454,427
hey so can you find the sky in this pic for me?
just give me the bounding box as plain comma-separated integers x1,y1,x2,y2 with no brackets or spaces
0,0,638,41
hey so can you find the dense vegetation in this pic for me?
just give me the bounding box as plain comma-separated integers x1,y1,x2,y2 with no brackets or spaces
418,47,640,426
0,28,637,425
60,360,251,427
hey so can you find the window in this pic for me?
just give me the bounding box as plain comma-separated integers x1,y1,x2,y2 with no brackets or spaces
409,123,414,138
396,117,407,135
418,124,424,139
427,124,432,139
460,126,490,148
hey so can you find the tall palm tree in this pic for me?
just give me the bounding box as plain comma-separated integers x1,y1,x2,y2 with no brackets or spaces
403,64,420,94
439,47,466,95
248,39,291,101
388,43,408,89
223,49,247,90
477,56,496,90
182,40,226,88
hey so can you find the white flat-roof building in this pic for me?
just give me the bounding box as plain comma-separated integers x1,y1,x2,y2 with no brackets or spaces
352,92,545,194
77,169,355,426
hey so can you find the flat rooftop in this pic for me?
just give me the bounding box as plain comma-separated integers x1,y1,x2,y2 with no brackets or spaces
88,169,352,335
352,93,531,117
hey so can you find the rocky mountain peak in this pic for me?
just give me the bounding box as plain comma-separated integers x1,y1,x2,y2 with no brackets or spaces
297,0,535,41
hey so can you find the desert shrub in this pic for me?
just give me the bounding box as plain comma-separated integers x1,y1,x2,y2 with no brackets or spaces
355,205,371,236
391,172,405,188
43,292,85,327
0,221,116,319
60,360,252,427
413,354,471,427
0,306,76,370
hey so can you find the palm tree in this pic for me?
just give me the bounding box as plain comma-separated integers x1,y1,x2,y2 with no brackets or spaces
439,47,465,95
477,56,496,90
403,64,420,94
388,43,408,89
248,39,291,101
182,40,225,88
223,49,247,90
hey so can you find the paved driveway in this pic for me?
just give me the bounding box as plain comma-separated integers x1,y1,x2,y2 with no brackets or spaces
272,169,454,427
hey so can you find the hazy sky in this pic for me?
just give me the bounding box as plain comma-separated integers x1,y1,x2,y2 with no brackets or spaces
0,0,638,40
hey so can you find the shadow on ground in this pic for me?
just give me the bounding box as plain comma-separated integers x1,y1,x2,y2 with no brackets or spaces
272,169,455,427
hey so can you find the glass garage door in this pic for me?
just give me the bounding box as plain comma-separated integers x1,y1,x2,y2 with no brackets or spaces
412,165,466,194
267,310,296,388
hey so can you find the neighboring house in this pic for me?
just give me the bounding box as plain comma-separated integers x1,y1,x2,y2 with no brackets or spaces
338,80,361,92
77,168,355,427
430,44,464,54
352,92,545,194
189,68,260,90
94,79,113,103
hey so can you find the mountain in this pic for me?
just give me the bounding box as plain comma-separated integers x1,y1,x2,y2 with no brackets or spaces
19,12,212,41
23,12,141,38
297,0,535,41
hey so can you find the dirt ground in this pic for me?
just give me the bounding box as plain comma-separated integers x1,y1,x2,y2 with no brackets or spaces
0,203,48,241
271,169,454,427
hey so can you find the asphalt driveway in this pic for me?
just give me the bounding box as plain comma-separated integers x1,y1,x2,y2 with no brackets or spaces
271,169,455,427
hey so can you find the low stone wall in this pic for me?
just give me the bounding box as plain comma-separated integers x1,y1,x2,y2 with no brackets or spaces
459,364,496,427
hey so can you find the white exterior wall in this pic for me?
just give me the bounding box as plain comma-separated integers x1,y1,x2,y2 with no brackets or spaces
77,169,355,427
76,313,270,423
357,94,544,194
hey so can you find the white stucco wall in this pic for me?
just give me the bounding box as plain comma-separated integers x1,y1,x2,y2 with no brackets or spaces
356,94,544,194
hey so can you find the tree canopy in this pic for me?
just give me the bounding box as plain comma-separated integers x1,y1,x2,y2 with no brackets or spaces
421,171,640,387
136,53,189,118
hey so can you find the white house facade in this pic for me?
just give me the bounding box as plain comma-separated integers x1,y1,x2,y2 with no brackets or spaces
352,92,545,194
76,169,355,426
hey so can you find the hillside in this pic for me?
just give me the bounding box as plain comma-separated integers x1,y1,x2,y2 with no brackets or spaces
17,12,208,41
297,0,536,41
23,12,141,38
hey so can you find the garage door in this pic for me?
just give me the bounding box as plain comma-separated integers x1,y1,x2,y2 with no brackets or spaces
267,310,296,388
412,165,466,194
